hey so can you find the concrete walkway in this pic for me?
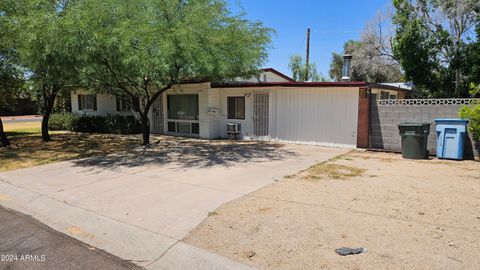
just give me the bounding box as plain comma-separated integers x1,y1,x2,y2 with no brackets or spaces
0,143,347,269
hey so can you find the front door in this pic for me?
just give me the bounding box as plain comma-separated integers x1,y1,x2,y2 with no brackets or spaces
252,92,269,140
151,94,164,133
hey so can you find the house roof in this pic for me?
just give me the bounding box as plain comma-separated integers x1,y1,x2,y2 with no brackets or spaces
212,80,411,92
377,82,414,91
174,68,410,93
213,81,367,88
260,68,296,82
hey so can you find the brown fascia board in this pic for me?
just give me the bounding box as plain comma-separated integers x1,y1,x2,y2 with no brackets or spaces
211,81,369,88
367,83,412,93
175,79,409,93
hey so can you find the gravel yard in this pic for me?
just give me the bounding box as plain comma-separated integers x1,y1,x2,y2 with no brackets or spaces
185,151,480,270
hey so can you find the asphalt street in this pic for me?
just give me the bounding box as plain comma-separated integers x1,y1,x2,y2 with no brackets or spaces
0,206,142,270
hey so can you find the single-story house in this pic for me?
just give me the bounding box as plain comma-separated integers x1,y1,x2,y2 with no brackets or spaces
71,68,409,148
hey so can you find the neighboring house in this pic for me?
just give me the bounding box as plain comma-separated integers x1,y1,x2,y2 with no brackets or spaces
371,82,415,100
71,68,409,148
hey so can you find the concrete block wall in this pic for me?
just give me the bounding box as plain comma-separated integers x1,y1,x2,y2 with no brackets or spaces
370,103,478,158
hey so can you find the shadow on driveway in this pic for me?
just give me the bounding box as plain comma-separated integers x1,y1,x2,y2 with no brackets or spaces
71,136,298,170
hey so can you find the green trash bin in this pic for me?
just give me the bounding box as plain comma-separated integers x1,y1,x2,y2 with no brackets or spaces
398,122,431,159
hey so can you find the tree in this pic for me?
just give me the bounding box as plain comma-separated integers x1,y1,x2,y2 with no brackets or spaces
0,63,24,147
329,41,370,82
2,0,80,142
329,8,403,83
393,0,480,97
288,55,327,82
72,0,272,145
329,53,344,82
465,25,480,97
0,1,25,147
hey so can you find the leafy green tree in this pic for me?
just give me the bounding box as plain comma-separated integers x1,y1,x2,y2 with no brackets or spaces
465,25,480,97
329,41,363,81
288,55,327,82
1,0,80,142
0,65,24,147
392,0,480,97
72,0,272,145
328,53,344,82
459,104,480,141
0,1,25,147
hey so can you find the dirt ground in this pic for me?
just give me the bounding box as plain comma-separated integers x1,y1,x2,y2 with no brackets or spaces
184,150,480,270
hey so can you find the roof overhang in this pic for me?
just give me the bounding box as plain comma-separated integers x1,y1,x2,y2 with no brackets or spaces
212,81,369,88
367,83,412,93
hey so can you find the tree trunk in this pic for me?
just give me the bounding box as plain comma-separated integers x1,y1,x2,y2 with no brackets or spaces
454,69,460,97
140,114,150,146
0,118,10,147
42,90,57,142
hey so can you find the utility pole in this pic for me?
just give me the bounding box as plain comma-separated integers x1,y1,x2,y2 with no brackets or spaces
305,28,311,82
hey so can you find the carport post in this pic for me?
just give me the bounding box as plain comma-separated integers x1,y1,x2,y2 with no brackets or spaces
356,87,370,148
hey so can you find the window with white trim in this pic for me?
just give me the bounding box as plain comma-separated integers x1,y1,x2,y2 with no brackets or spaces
227,97,245,119
166,94,199,135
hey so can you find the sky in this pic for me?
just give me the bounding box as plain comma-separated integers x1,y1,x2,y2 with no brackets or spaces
226,0,392,79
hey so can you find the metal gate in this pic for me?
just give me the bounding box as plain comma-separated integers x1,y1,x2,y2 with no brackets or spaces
252,92,269,140
151,94,164,133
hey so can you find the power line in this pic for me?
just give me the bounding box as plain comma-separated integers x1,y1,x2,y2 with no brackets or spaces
315,30,362,35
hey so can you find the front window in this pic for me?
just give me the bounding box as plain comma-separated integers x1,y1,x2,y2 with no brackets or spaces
167,94,199,120
116,97,131,111
227,97,245,119
167,94,199,135
380,91,390,100
78,94,96,111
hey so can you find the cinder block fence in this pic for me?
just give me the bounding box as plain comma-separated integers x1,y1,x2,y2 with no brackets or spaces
370,99,480,158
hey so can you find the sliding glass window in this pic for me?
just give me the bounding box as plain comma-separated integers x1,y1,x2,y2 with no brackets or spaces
167,94,199,135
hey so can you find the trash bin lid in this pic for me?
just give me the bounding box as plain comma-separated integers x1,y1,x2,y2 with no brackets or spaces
398,122,431,127
435,118,468,124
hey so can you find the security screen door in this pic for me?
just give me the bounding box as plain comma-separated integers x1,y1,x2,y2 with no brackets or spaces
252,92,269,139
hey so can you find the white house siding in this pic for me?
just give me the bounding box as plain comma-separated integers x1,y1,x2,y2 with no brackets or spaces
199,87,221,139
217,88,254,139
269,87,360,148
72,84,361,148
71,90,132,116
159,82,216,139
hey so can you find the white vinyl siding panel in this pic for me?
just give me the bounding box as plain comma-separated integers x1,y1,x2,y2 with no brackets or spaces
271,87,359,148
71,90,133,116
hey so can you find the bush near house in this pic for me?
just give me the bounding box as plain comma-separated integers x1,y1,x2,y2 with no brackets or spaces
459,105,480,141
49,113,80,131
49,113,142,134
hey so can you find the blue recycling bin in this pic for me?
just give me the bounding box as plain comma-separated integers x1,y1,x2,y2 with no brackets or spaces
435,119,469,160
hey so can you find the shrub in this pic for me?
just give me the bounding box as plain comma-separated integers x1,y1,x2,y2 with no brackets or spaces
49,113,142,134
74,115,109,133
459,104,480,141
49,113,79,131
73,114,142,134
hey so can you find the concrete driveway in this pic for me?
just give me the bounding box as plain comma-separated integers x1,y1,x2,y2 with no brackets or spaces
0,137,347,269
